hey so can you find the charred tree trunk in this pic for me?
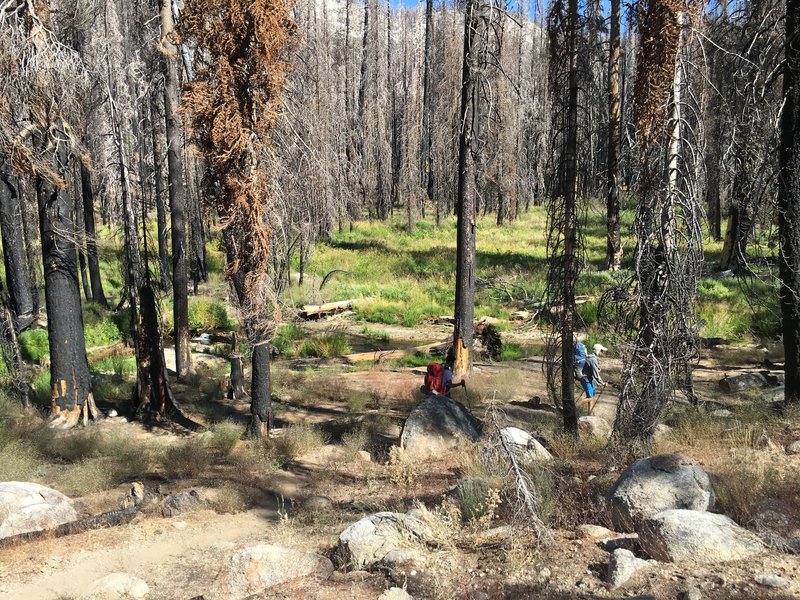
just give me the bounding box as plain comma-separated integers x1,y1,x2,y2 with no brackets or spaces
0,167,36,330
605,0,623,271
162,0,191,379
38,155,97,429
227,331,245,400
80,165,109,308
779,0,800,406
422,0,435,217
246,342,272,438
151,93,171,290
453,0,480,378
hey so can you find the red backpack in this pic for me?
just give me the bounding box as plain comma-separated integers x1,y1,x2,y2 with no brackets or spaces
424,362,445,395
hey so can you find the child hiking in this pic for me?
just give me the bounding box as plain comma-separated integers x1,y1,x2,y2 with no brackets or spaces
575,342,607,413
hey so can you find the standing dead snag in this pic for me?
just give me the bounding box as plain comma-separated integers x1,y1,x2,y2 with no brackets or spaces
181,0,294,438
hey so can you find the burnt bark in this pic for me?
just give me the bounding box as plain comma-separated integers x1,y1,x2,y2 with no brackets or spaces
779,0,800,406
605,0,623,271
162,0,191,378
151,93,171,290
80,165,109,308
38,155,96,429
227,331,245,400
246,342,272,438
453,0,479,378
0,167,36,330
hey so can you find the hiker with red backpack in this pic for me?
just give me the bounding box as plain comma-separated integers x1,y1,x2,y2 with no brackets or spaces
422,349,465,396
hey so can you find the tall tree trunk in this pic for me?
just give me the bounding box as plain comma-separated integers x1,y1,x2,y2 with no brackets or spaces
246,342,272,437
161,0,191,378
453,0,480,378
38,155,97,429
151,93,171,290
779,0,800,406
0,167,37,330
560,0,580,434
80,165,109,308
606,0,623,271
422,0,435,218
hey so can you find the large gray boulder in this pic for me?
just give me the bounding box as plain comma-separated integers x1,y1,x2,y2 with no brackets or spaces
334,512,435,570
400,395,481,458
607,454,715,532
638,509,765,563
212,544,333,599
578,416,612,439
0,482,78,539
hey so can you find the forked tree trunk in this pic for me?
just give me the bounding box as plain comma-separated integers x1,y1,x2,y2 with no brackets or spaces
779,0,800,406
0,168,36,330
453,0,479,378
38,158,97,429
605,0,623,271
161,0,191,378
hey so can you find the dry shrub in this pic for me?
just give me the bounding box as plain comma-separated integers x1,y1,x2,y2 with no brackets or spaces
209,420,244,456
160,437,214,478
43,429,105,462
250,423,329,469
341,425,370,460
545,431,607,465
55,459,113,497
207,484,250,514
0,440,42,481
387,445,419,487
711,457,781,525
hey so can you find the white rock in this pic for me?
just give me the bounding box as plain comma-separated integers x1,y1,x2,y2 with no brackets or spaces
577,524,616,539
607,454,715,532
0,482,77,539
786,440,800,455
334,512,435,569
213,544,333,599
578,416,612,439
83,573,149,599
755,573,790,588
379,588,414,600
638,509,765,563
356,450,372,462
608,548,651,588
498,427,553,462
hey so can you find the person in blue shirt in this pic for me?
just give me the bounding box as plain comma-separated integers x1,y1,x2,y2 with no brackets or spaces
577,343,607,413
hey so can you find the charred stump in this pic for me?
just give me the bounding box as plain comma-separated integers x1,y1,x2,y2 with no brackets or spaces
227,332,246,400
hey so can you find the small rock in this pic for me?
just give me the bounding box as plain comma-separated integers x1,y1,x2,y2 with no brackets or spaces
498,427,552,462
758,433,779,451
755,573,790,588
379,588,414,600
577,524,615,539
786,440,800,455
711,409,732,418
382,548,426,568
106,409,118,418
83,573,149,599
303,495,334,511
474,525,513,546
171,520,187,530
356,450,372,462
537,567,551,582
678,588,702,600
578,416,612,439
608,548,651,588
161,489,202,517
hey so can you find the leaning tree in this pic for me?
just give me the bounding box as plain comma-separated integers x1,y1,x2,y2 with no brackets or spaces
181,0,294,437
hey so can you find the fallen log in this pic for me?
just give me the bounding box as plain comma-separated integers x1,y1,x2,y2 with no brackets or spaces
343,341,448,364
0,505,140,548
300,299,354,319
719,371,784,393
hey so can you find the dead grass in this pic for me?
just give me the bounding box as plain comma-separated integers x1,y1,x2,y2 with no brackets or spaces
160,437,215,479
206,483,251,514
54,458,114,496
209,420,244,456
0,439,42,481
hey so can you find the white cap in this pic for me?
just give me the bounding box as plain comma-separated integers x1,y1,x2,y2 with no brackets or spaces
593,343,608,354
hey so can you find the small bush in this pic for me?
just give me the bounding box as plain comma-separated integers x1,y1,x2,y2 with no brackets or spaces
255,423,328,468
207,485,249,514
576,300,598,327
209,420,243,456
0,440,42,481
395,352,435,368
346,392,371,414
84,318,122,348
109,310,133,344
361,326,389,343
188,298,233,332
456,476,490,520
498,343,523,362
44,429,104,463
299,332,351,357
341,425,370,459
271,324,305,356
19,329,49,363
161,438,214,478
713,462,778,525
55,459,113,496
387,445,419,487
